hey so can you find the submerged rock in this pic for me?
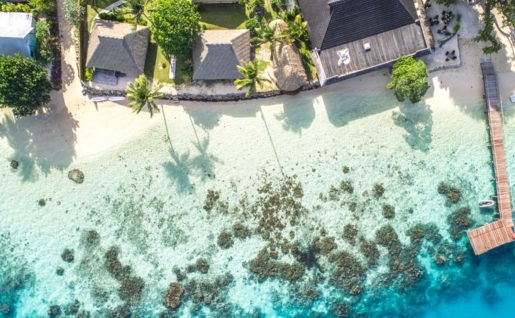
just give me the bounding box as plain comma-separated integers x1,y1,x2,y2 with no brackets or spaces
68,169,85,184
10,160,19,170
196,258,209,274
164,282,184,309
61,249,74,263
48,304,61,317
55,267,65,276
38,199,46,207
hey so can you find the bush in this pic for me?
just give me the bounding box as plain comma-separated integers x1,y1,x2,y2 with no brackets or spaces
84,67,94,82
387,56,430,103
35,19,56,64
0,54,52,117
149,0,201,58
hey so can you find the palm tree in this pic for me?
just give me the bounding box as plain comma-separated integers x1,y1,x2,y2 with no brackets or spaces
252,19,280,47
126,74,163,117
280,14,309,49
124,0,150,24
234,60,270,97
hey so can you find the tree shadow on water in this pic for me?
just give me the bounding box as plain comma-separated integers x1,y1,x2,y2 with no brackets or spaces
274,95,315,133
162,149,195,194
324,91,398,127
191,135,222,181
392,103,433,152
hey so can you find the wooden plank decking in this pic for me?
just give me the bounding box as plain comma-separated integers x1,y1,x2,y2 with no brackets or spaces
467,61,515,255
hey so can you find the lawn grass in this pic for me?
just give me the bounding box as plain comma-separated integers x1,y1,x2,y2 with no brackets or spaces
145,43,189,85
198,4,247,30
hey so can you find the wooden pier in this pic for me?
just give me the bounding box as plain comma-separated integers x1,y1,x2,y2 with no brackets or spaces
467,61,515,255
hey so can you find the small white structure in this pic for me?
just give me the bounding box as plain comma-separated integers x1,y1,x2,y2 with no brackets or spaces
0,12,36,57
510,94,515,103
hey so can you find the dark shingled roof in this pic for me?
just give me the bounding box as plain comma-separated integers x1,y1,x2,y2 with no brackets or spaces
299,0,418,50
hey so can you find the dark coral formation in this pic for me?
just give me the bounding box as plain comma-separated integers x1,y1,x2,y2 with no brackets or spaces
373,183,385,198
196,258,210,274
249,248,305,282
61,249,75,263
313,236,337,255
447,207,473,240
104,247,145,304
181,273,234,315
328,251,366,295
375,225,424,288
48,304,61,317
407,223,442,246
382,204,395,219
203,190,220,213
359,238,379,268
163,282,184,309
232,223,251,239
437,182,461,204
217,231,234,249
342,224,358,245
339,180,354,194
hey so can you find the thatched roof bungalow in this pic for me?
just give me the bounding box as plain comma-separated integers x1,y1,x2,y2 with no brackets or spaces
270,20,308,94
193,29,251,81
86,20,149,76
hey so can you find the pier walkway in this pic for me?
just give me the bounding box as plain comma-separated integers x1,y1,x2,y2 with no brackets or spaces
467,61,515,255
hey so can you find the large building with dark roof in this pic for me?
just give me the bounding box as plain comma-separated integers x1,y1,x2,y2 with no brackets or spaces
298,0,431,86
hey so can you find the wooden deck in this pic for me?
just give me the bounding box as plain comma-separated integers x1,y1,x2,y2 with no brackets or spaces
467,61,515,255
314,23,428,84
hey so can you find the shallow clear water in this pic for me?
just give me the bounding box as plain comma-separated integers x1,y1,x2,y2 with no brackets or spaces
1,86,515,317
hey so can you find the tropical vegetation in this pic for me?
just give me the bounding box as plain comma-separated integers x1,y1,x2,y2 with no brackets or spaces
0,55,52,117
126,74,163,117
234,60,270,97
387,56,430,104
149,0,201,58
64,0,85,27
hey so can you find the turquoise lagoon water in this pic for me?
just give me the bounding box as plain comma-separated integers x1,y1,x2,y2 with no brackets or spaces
1,83,515,317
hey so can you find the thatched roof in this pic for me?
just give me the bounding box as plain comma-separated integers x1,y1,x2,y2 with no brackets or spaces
193,29,251,81
270,20,307,92
86,20,149,75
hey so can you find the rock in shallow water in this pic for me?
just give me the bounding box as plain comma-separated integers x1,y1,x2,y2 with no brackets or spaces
68,169,84,184
10,160,19,170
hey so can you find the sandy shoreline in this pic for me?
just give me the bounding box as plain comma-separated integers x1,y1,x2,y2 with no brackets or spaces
0,3,514,169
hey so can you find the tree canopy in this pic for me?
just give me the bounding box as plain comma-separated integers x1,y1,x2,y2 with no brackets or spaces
234,60,269,97
63,0,85,28
127,75,163,117
149,0,200,58
0,54,52,117
387,56,430,104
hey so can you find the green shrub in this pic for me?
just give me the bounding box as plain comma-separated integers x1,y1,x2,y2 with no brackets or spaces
84,67,94,82
35,19,56,64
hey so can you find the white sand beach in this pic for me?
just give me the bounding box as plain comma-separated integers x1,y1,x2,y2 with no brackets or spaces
0,2,513,167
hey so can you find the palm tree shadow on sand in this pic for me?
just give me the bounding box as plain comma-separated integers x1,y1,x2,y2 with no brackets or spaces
392,102,433,152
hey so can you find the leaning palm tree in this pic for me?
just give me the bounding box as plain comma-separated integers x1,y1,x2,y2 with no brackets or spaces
280,14,309,49
127,75,175,149
126,74,163,117
234,60,270,97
